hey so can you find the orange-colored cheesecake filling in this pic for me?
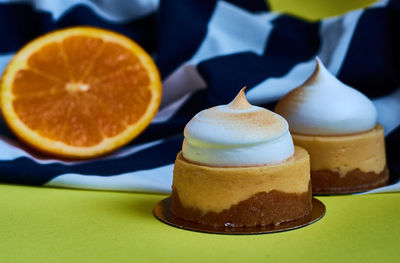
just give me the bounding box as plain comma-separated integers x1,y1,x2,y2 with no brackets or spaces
172,146,310,214
292,124,386,176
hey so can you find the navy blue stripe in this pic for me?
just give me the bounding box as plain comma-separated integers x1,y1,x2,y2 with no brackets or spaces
0,135,182,185
134,90,208,144
267,16,320,62
389,0,400,9
338,7,400,97
155,0,269,78
156,0,217,77
228,0,269,12
386,125,400,183
196,16,320,105
0,3,156,54
0,118,16,139
197,52,279,105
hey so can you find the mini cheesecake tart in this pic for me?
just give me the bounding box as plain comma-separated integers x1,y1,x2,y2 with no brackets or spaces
170,88,312,228
275,58,388,194
292,124,388,194
171,146,312,227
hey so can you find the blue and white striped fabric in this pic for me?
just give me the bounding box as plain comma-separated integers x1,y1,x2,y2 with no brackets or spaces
0,0,399,194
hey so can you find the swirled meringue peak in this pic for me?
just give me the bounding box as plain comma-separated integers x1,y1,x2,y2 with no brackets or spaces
182,88,294,167
275,57,377,135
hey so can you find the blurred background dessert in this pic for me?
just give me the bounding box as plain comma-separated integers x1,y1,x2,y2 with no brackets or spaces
275,58,388,194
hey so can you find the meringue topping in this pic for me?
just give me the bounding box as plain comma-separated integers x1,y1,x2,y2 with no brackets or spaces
182,88,294,167
275,57,377,135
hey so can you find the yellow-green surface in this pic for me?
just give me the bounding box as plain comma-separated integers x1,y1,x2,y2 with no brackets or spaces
269,0,377,20
1,184,399,263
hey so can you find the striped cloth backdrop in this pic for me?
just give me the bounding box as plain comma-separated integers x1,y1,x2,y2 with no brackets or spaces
0,0,399,194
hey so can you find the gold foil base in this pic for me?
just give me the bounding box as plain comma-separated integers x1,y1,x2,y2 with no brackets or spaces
153,197,325,235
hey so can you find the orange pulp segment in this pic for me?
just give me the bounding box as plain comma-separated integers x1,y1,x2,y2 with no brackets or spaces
0,27,162,158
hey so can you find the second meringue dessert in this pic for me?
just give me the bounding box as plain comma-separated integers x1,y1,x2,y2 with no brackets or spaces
171,88,312,227
275,58,388,194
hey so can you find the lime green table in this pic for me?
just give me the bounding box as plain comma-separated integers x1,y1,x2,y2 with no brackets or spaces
1,184,399,263
2,1,398,262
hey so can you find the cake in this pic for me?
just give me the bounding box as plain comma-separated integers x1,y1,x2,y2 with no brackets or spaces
171,88,312,227
275,58,389,194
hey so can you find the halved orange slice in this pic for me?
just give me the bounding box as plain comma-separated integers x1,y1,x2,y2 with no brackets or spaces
0,27,161,158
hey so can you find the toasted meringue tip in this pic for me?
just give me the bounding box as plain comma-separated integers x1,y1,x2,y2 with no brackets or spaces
298,57,322,88
228,86,252,110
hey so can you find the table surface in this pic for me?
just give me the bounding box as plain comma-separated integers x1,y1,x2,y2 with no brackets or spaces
1,184,399,263
2,0,397,262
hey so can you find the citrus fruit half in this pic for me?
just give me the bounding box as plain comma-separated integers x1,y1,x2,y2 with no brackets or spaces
0,27,161,158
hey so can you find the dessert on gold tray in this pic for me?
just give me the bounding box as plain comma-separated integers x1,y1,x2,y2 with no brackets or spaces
275,58,388,194
170,89,312,228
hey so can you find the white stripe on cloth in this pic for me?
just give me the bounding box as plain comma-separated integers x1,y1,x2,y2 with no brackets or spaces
358,181,400,194
161,64,206,108
160,1,276,108
0,53,14,75
153,91,194,123
317,10,364,75
246,0,391,105
0,0,159,22
45,163,173,193
247,60,316,105
246,9,365,105
371,0,390,8
373,87,400,136
0,133,163,163
189,2,277,65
